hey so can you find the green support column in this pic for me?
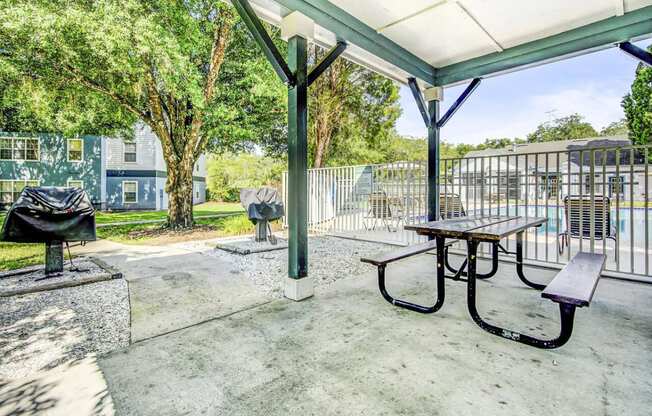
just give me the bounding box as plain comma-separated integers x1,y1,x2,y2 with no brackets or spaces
427,99,440,222
287,34,308,279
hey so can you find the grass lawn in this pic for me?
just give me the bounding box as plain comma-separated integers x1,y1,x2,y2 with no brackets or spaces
0,203,250,271
0,242,72,272
95,201,243,224
95,213,267,244
0,202,242,226
1,214,263,271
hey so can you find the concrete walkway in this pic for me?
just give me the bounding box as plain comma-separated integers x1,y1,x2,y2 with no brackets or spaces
98,254,652,415
0,356,114,416
75,240,271,341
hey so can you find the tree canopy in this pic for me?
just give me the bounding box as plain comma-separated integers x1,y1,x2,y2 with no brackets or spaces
305,45,401,168
622,44,652,146
0,0,287,227
526,113,598,143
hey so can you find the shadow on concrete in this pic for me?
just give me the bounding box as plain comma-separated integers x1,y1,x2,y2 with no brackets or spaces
0,356,115,416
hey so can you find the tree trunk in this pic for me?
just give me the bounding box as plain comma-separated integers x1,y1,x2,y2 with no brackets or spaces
166,156,195,229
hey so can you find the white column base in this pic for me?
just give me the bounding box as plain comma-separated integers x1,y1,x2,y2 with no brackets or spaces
284,277,314,301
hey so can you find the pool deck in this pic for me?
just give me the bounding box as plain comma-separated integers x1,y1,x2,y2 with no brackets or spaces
98,253,652,415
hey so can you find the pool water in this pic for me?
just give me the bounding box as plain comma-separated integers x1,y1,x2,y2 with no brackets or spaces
470,205,652,243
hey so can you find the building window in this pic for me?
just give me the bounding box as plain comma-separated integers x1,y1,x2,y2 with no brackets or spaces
122,181,138,203
68,179,83,189
124,142,137,163
0,180,39,204
0,137,39,161
67,138,83,162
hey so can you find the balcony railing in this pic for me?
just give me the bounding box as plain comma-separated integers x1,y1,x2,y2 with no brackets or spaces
282,145,651,281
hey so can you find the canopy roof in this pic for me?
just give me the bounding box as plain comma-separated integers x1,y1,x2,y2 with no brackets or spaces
249,0,652,86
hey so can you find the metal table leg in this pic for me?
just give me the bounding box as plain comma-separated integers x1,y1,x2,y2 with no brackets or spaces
444,242,499,280
515,231,546,290
466,239,576,349
377,236,446,314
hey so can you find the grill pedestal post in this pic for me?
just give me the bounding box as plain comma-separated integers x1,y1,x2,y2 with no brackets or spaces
255,220,268,242
45,240,64,275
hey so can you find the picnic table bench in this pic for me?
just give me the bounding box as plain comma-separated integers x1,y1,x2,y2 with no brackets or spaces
361,215,606,349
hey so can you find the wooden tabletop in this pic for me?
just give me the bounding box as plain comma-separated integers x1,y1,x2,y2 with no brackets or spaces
405,215,546,241
466,216,547,241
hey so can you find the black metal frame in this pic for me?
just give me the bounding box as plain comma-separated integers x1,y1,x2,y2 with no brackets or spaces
466,238,576,349
377,236,447,313
443,242,498,280
374,227,580,348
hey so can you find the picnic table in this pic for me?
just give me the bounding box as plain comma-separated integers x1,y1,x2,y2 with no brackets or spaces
406,215,547,290
362,215,605,349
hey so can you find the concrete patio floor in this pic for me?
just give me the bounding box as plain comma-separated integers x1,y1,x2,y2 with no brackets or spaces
99,253,652,416
75,240,272,341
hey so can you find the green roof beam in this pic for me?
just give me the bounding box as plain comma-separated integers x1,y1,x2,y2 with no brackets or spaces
272,0,436,85
434,5,652,86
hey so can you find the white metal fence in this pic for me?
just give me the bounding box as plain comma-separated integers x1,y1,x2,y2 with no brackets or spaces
283,145,652,280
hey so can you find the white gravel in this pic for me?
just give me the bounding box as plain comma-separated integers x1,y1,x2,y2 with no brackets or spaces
205,235,394,297
0,260,108,296
0,279,130,380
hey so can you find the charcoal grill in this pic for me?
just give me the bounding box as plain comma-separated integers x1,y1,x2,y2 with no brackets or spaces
1,186,96,275
240,187,284,244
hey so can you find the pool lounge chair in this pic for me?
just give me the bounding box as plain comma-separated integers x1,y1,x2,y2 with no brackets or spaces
363,191,404,232
558,195,617,259
439,193,466,219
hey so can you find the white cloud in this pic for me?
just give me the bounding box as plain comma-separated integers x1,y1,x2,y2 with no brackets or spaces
527,82,625,131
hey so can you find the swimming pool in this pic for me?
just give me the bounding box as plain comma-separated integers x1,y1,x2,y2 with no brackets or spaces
470,205,652,243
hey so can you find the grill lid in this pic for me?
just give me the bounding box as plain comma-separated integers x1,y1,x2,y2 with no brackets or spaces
239,187,284,224
1,187,96,243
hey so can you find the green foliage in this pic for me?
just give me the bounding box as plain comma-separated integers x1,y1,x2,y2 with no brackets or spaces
304,45,401,168
600,118,629,136
622,46,652,146
0,0,285,147
0,242,71,271
207,153,285,201
526,113,598,143
201,214,254,236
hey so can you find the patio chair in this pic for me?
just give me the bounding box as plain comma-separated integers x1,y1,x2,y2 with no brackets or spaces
439,193,466,219
363,191,404,232
558,195,617,259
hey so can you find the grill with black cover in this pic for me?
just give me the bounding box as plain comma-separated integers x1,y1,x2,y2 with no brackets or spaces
1,187,96,275
240,187,284,244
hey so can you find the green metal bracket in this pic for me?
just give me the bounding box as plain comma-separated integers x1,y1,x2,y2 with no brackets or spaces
307,41,348,86
619,41,652,66
437,78,481,129
407,77,431,128
231,0,296,85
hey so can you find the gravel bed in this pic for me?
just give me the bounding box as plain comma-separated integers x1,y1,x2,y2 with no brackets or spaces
216,237,288,255
0,279,130,380
0,260,108,296
206,236,394,297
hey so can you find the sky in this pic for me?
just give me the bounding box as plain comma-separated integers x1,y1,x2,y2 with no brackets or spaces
395,40,652,145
